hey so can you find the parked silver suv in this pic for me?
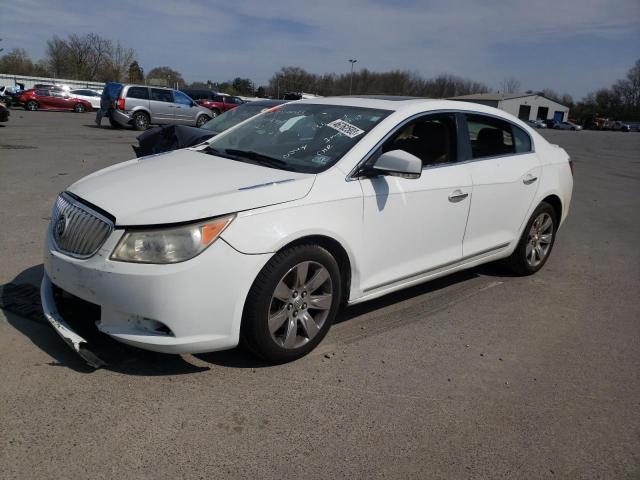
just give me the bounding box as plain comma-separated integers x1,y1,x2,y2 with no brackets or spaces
106,84,212,130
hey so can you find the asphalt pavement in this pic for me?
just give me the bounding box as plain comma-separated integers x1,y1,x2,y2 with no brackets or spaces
0,110,638,479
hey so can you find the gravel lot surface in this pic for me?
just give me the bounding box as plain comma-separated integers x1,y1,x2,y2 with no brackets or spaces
1,110,639,479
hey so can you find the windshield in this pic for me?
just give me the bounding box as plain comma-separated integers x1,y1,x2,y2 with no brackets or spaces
205,103,391,173
200,103,268,134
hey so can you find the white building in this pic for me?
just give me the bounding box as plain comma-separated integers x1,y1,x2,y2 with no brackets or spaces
451,93,570,123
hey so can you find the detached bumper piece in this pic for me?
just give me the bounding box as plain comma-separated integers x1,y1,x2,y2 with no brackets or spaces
40,275,105,368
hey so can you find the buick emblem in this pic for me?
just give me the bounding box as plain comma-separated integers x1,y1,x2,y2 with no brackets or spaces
54,214,67,240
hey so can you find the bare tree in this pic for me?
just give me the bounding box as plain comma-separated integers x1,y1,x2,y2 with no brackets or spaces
100,42,135,82
500,77,521,93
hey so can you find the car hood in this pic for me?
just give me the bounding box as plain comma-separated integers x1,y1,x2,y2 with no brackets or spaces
68,148,315,226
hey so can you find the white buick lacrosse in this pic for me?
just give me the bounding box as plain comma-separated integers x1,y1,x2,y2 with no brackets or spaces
42,96,573,364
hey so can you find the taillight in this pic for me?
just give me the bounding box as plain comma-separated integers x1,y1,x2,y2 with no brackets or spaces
568,159,574,176
116,98,125,110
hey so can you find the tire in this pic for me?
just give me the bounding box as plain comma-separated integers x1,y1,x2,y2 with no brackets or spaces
241,244,342,363
210,109,220,118
25,100,38,111
108,117,123,129
132,111,150,131
505,202,558,276
73,103,85,113
196,115,211,128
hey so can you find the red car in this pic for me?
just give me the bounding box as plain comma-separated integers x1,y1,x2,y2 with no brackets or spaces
17,88,93,113
181,89,244,117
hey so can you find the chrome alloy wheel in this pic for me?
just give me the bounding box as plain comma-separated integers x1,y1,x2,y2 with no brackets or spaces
268,261,333,349
526,212,553,267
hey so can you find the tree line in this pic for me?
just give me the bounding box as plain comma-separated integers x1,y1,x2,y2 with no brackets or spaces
0,35,638,120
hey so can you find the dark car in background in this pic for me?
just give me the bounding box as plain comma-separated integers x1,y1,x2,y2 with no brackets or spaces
133,99,285,157
181,89,244,117
16,88,92,112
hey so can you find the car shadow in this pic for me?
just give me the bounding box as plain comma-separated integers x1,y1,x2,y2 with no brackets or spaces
2,265,210,375
3,261,513,374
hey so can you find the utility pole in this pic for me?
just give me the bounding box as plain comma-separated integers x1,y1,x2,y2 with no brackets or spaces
348,59,357,95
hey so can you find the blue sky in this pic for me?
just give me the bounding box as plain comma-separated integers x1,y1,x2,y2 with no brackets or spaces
2,0,639,98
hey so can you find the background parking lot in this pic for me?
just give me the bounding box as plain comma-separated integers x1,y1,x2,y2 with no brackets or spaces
1,111,639,479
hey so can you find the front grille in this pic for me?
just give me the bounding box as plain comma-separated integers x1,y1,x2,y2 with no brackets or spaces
50,193,114,259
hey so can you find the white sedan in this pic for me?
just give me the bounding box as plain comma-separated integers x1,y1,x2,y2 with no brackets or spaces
41,97,573,364
68,89,102,109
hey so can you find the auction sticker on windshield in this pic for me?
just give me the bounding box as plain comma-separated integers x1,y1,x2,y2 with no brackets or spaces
326,119,365,138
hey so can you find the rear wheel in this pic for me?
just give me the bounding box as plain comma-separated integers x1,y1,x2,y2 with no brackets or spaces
132,111,150,131
505,202,557,275
210,109,220,118
196,115,211,128
73,103,85,113
25,100,38,111
241,244,342,363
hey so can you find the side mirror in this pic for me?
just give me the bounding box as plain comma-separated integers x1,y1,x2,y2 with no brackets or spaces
362,149,422,179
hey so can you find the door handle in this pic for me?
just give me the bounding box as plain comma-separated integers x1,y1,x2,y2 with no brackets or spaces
523,174,538,185
448,190,469,202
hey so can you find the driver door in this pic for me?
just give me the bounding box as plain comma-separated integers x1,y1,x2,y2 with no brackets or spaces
358,113,472,293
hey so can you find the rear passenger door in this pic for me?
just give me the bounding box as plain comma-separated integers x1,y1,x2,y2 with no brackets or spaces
461,114,541,257
149,88,175,123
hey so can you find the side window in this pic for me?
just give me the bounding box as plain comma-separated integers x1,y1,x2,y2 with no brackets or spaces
512,125,532,153
383,114,458,167
173,90,193,105
127,87,149,100
150,88,172,102
36,89,49,96
212,95,224,102
229,97,243,105
466,114,514,158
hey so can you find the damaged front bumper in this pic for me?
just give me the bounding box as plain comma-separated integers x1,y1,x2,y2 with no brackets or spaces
40,274,105,368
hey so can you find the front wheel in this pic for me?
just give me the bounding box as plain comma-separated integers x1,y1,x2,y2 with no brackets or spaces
505,202,557,275
241,244,342,363
196,115,211,128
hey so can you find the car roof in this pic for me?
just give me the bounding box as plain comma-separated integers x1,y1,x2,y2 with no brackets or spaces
243,99,287,107
293,95,502,114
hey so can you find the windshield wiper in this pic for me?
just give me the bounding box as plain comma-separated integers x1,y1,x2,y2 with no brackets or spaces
202,145,239,160
224,149,289,169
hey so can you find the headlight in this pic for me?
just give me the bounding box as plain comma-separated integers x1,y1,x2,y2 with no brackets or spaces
110,214,234,264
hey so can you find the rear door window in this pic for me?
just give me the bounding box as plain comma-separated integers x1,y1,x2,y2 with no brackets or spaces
465,114,515,159
150,88,173,102
127,87,149,100
512,125,532,153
